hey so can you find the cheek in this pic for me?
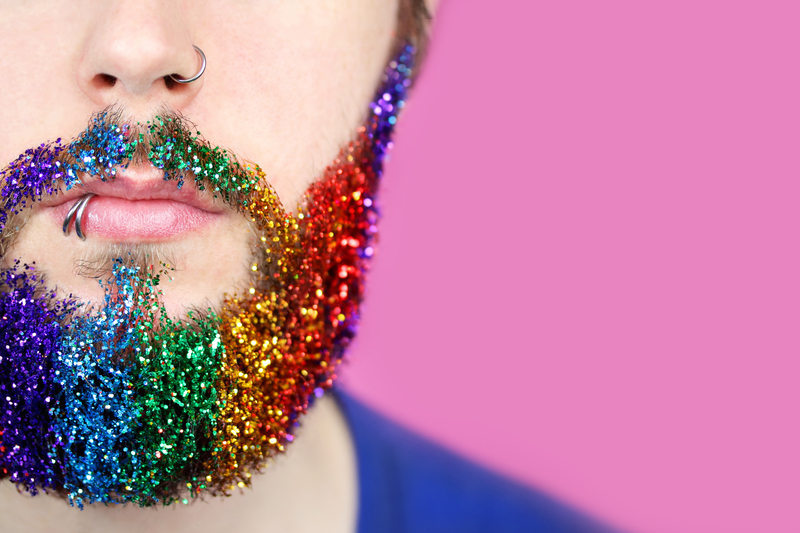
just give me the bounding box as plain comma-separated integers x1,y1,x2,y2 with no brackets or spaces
0,5,96,175
191,0,399,210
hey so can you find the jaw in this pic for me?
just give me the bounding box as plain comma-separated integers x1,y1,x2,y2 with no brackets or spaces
0,42,415,507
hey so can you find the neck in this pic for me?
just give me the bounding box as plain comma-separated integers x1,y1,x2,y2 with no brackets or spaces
0,395,357,533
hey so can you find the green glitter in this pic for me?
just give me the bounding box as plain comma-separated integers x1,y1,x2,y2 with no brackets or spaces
54,261,227,507
145,116,260,202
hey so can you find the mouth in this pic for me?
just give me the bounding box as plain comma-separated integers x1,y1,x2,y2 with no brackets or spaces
44,164,226,241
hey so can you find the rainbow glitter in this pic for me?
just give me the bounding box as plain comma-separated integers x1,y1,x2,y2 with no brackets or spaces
0,44,415,507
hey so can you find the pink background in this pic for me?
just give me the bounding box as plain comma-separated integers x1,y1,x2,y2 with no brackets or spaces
340,1,800,532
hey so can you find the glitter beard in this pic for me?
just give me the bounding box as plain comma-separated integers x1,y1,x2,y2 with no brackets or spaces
0,44,414,507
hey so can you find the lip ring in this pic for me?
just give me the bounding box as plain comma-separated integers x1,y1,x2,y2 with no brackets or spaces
62,194,95,241
74,194,94,241
61,198,83,235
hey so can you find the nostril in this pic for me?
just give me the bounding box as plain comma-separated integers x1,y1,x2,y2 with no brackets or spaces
164,75,179,90
93,73,117,88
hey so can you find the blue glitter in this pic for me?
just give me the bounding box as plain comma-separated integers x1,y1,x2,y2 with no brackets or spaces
48,261,224,507
64,115,135,188
0,44,416,507
51,262,143,507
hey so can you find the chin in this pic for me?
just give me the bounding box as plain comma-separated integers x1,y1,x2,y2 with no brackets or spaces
0,44,415,508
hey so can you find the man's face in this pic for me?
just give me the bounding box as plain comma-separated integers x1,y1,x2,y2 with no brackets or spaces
0,0,420,507
0,0,398,315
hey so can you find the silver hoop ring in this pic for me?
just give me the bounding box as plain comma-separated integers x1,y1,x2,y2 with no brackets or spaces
63,194,95,241
169,45,206,84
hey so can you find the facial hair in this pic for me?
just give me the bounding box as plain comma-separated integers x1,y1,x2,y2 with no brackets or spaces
0,44,414,508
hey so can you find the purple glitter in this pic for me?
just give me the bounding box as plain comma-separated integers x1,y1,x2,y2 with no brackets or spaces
0,44,416,507
0,143,67,233
0,264,75,493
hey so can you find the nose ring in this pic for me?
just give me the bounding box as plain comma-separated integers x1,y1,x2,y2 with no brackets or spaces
63,194,95,241
169,45,207,84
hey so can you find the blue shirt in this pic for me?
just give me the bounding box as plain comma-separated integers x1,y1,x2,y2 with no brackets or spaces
335,391,623,533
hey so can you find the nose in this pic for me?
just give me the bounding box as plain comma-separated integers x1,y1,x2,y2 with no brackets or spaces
76,1,203,113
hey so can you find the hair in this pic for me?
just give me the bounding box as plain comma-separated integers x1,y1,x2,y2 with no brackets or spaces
0,1,432,268
397,0,432,70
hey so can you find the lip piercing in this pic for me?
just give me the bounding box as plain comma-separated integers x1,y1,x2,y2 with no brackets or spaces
62,194,95,241
169,45,206,84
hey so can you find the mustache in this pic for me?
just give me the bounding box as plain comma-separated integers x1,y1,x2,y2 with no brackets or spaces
0,43,414,507
0,105,292,268
66,105,260,202
0,104,274,224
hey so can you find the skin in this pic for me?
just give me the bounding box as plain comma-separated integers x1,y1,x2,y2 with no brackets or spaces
0,0,400,315
0,0,436,531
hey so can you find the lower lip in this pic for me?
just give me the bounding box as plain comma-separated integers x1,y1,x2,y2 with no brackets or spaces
52,197,220,240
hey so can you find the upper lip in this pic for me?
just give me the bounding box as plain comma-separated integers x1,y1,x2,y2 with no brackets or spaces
40,164,225,213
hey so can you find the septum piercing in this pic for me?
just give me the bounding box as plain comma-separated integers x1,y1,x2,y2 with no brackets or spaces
63,194,95,241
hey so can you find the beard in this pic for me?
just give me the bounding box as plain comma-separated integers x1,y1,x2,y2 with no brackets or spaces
0,44,414,508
